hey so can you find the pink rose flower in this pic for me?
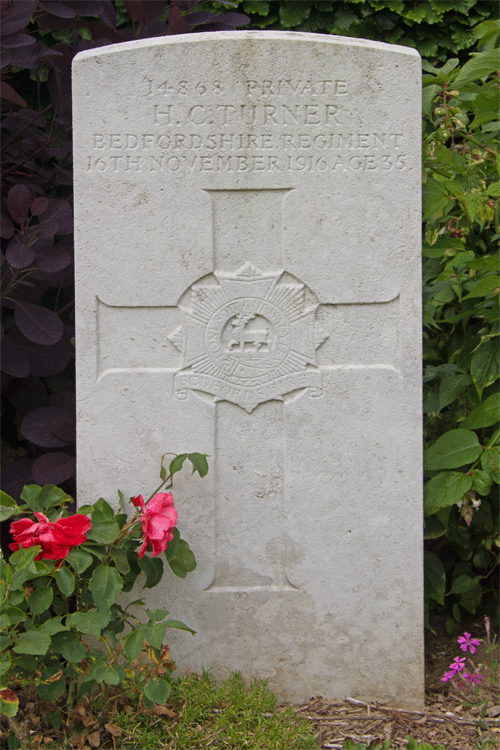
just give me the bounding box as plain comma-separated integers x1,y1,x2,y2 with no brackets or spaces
132,493,178,558
10,512,91,560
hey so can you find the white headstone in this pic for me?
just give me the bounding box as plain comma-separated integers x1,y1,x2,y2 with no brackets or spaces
73,31,423,707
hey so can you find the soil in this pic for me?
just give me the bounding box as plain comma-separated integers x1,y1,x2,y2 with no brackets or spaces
2,616,499,749
291,616,500,749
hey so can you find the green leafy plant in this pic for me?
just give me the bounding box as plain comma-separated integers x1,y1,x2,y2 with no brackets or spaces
214,0,496,62
0,452,207,749
421,22,499,629
440,620,499,748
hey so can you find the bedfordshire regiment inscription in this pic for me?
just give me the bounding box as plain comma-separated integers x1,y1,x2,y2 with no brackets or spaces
86,72,407,176
170,262,325,411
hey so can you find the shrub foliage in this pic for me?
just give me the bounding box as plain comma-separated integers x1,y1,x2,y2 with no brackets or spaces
421,21,499,628
0,1,249,499
219,0,494,62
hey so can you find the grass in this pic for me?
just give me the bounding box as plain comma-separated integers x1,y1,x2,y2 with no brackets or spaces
7,668,498,750
114,671,319,749
31,671,319,750
159,671,319,750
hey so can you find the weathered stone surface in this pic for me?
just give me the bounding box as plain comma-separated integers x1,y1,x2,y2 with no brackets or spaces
73,31,423,706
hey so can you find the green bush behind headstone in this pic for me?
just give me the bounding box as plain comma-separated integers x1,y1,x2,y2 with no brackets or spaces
214,0,495,61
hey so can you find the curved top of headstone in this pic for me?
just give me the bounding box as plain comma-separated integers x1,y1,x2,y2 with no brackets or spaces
73,28,421,64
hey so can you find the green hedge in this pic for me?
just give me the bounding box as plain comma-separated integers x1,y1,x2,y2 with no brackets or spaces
212,0,495,61
421,21,499,631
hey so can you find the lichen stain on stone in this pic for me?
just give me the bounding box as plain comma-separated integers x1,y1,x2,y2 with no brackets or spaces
132,189,149,207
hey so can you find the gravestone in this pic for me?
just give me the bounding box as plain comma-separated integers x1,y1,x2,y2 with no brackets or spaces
73,31,423,707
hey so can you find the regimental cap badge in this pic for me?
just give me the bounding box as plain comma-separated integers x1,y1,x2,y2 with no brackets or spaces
168,262,327,412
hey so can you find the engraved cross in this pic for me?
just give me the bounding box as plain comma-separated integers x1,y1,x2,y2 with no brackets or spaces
96,189,401,592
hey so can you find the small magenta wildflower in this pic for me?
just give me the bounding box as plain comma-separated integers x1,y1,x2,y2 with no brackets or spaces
441,671,455,682
459,670,483,686
457,632,481,654
449,656,466,672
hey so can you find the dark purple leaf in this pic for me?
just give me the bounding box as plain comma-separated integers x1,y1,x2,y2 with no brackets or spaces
0,0,36,36
36,242,72,273
36,10,86,30
98,26,134,42
212,11,250,26
1,214,15,239
142,0,166,25
49,390,75,413
7,185,31,224
188,11,250,28
47,146,71,159
88,20,124,43
21,406,74,447
51,414,75,442
6,242,35,269
26,337,71,377
32,451,76,485
5,375,48,412
8,279,47,305
36,219,59,239
2,43,61,69
124,1,165,24
136,19,168,37
38,199,73,236
25,233,53,255
39,0,116,30
51,165,73,186
59,0,110,16
33,247,74,282
184,11,215,25
0,335,30,378
193,21,247,32
167,6,191,34
46,44,73,116
96,0,116,29
53,212,73,235
0,80,27,107
38,2,77,18
0,460,33,505
122,0,142,22
176,0,206,10
34,258,74,285
31,197,49,216
2,32,36,48
14,302,64,345
1,108,45,135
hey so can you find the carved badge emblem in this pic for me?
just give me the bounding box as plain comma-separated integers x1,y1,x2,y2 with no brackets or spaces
169,262,327,412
